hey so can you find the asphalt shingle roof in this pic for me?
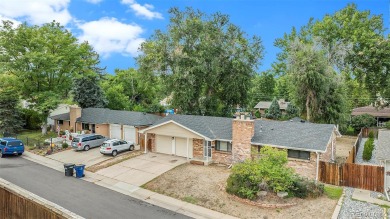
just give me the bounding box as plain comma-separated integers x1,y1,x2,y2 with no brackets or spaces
50,113,70,121
76,108,161,126
152,114,233,140
252,120,335,152
150,114,334,152
254,99,290,110
351,106,390,117
377,130,390,160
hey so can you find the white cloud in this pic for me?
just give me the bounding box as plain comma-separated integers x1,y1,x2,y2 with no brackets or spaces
0,15,22,27
78,17,145,57
121,0,163,20
0,0,72,25
85,0,103,4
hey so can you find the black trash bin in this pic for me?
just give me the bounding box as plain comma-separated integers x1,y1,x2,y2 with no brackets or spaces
64,163,75,176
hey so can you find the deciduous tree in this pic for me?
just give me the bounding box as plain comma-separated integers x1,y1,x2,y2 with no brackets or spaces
137,7,264,116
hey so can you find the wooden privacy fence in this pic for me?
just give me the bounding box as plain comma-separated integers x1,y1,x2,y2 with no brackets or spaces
319,161,384,192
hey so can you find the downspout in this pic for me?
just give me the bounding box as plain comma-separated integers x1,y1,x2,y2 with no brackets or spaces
315,152,320,182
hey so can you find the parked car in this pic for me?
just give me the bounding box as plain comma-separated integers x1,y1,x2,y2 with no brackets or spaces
100,139,135,157
0,138,24,158
71,134,107,151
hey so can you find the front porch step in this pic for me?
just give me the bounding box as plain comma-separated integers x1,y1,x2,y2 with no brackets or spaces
189,160,213,166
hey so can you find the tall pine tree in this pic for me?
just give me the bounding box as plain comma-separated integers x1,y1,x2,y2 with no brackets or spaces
72,74,107,109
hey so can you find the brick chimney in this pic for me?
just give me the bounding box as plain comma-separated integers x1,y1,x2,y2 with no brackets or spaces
70,106,81,131
232,114,255,162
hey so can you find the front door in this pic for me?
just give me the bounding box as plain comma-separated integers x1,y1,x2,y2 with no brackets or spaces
91,124,96,133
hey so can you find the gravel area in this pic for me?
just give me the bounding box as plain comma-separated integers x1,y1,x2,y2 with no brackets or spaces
370,191,385,199
355,138,380,165
338,187,383,219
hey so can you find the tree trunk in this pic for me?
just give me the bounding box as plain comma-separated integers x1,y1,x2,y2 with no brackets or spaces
41,124,48,135
306,92,311,121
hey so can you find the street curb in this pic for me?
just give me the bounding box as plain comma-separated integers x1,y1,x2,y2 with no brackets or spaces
21,152,240,219
331,189,345,219
0,178,84,219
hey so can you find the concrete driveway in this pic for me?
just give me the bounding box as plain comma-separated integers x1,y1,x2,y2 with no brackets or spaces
96,153,187,186
47,148,111,167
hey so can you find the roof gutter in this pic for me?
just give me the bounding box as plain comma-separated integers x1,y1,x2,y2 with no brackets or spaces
251,142,326,153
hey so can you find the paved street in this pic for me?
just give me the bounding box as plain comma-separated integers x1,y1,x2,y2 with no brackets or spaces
0,156,190,219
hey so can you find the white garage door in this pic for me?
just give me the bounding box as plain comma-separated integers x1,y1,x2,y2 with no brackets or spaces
110,124,121,139
156,135,172,154
123,125,136,143
175,137,193,158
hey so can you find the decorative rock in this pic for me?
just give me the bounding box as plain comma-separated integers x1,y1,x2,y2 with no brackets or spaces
257,191,267,197
277,192,288,198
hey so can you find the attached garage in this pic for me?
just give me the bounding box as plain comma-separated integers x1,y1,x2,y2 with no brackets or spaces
175,137,193,158
123,125,136,143
142,121,205,159
110,124,122,139
156,135,172,154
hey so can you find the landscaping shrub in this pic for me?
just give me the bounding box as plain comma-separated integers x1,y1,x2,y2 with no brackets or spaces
43,141,50,146
62,142,68,149
291,177,324,198
226,146,295,200
362,138,374,161
368,130,374,139
385,122,390,130
254,110,261,118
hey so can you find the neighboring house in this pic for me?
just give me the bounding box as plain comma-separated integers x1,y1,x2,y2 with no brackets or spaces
50,107,161,144
47,104,77,128
140,114,336,180
254,99,290,116
376,129,390,200
351,106,390,127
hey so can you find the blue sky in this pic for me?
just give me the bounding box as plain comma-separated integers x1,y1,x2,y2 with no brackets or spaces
0,0,388,74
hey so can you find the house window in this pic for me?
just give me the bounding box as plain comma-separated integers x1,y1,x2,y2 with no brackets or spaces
215,141,232,152
58,120,63,125
287,149,310,160
82,123,89,130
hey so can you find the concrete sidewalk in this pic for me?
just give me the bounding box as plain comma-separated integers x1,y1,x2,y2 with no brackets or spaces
23,151,238,219
352,189,390,207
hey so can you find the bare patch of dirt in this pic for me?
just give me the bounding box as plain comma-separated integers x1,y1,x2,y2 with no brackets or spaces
336,136,356,163
86,150,143,172
144,163,338,219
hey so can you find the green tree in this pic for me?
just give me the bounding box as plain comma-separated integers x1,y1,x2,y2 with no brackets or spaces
266,97,281,120
248,71,276,108
0,88,24,135
137,7,264,116
350,114,376,132
72,74,107,108
101,68,163,112
287,40,330,121
0,21,102,134
286,103,299,119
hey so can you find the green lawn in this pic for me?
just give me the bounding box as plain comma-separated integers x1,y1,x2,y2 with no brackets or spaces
12,130,58,147
324,185,343,200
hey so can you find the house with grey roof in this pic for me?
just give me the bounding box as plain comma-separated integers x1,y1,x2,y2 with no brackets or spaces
254,99,290,116
50,107,161,144
377,129,390,200
140,114,336,180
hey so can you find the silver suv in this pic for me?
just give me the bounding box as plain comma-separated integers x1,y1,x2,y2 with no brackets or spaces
100,139,135,156
72,134,107,151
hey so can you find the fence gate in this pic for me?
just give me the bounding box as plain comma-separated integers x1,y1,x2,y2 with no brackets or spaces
319,161,384,192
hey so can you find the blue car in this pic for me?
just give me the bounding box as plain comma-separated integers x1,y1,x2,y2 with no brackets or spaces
0,138,24,158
